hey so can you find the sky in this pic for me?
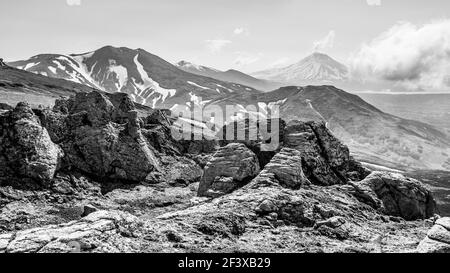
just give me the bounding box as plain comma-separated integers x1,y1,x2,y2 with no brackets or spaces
1,0,450,90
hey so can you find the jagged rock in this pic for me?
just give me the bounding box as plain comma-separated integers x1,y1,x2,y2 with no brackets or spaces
219,118,286,168
260,148,311,189
353,172,436,220
37,91,162,182
284,120,369,185
0,58,6,67
417,217,450,253
0,103,63,183
0,210,144,253
198,143,260,197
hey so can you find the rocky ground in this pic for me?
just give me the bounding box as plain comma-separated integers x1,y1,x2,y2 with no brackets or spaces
0,91,447,253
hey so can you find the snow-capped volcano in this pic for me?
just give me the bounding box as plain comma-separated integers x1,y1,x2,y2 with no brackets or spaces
9,46,259,108
252,52,349,85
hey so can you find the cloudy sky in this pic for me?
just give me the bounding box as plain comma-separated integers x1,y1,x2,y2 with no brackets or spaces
1,0,450,90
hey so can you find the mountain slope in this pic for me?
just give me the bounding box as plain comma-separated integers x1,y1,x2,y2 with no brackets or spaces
205,85,450,171
9,46,260,108
0,64,96,108
176,60,283,91
252,52,349,86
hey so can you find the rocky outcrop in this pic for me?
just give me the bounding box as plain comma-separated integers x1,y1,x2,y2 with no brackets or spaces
198,143,260,197
284,120,369,185
255,148,310,189
0,103,63,183
344,172,436,220
417,217,450,253
0,210,144,253
39,91,162,182
0,58,6,67
219,118,286,168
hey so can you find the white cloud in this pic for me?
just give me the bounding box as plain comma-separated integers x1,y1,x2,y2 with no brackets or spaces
350,20,450,91
233,27,249,36
66,0,81,6
313,30,336,52
205,39,232,54
366,0,381,6
234,52,263,66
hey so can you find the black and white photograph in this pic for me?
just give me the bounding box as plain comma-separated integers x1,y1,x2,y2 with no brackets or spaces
0,0,450,264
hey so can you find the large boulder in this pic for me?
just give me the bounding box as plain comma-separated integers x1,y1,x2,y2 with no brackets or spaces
198,143,260,197
283,120,369,185
417,217,450,253
348,172,437,220
219,118,286,168
0,210,144,253
257,148,311,189
40,91,161,182
0,103,63,183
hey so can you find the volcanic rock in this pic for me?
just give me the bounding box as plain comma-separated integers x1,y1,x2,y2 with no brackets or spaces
198,143,260,197
0,103,63,183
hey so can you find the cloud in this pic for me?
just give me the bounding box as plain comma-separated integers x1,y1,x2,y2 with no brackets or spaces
233,27,249,36
234,52,263,66
350,20,450,91
366,0,381,6
313,30,336,52
66,0,81,6
205,39,232,53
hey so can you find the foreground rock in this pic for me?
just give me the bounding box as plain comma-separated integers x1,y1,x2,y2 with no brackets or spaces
0,103,63,184
343,172,436,220
417,217,450,253
0,210,145,253
198,143,260,197
284,120,369,185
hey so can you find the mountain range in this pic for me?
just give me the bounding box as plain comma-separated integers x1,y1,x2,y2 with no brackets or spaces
9,46,259,109
175,60,283,92
5,46,450,171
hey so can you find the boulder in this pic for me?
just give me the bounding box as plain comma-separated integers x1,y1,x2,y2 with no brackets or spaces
39,91,161,182
417,217,450,253
257,148,311,189
0,103,63,183
219,118,286,168
283,120,369,185
0,210,144,253
354,172,436,220
198,143,260,197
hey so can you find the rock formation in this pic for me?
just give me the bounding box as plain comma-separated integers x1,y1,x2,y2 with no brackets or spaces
417,217,450,253
0,90,443,253
198,143,260,197
0,102,63,184
283,120,369,185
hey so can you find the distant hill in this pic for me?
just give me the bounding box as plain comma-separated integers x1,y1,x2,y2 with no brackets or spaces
176,60,283,92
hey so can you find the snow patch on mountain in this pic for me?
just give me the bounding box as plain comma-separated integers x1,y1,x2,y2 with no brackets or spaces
133,54,176,105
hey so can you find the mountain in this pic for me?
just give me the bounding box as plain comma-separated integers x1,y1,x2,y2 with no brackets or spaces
6,48,450,171
176,60,283,91
9,46,260,109
252,52,349,86
0,64,96,108
204,85,450,171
